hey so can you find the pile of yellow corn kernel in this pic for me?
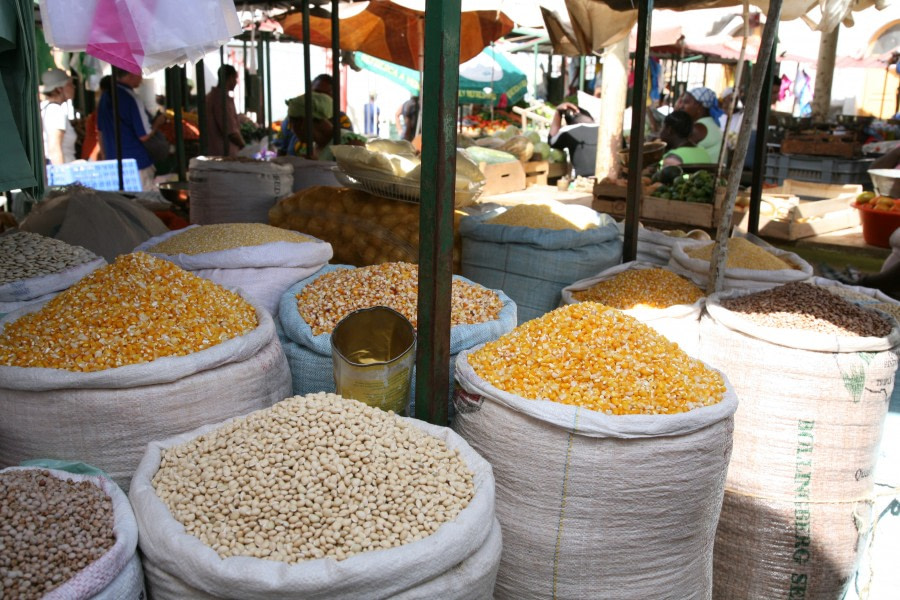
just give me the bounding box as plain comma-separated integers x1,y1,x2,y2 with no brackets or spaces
149,223,310,255
297,262,503,335
572,268,704,309
467,302,725,415
685,237,796,271
485,203,598,231
0,253,257,372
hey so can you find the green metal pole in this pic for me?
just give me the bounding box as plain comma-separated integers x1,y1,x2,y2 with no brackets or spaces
303,1,314,158
220,46,229,157
623,0,654,262
415,0,461,426
196,59,208,156
579,56,585,92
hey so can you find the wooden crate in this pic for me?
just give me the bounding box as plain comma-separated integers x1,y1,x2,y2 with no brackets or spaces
593,179,628,199
523,160,550,186
479,160,526,197
780,132,862,159
547,161,569,179
593,190,732,229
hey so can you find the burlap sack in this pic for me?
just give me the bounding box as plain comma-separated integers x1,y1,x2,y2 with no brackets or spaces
700,291,899,599
188,157,293,225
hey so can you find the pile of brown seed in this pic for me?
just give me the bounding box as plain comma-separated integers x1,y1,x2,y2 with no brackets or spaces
721,282,893,337
0,470,115,600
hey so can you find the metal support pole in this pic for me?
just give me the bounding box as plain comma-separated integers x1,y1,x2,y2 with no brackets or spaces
173,66,186,181
111,67,124,191
579,56,585,92
332,0,341,145
415,0,461,426
303,1,314,158
266,36,273,132
257,31,265,126
623,0,654,263
196,59,208,156
220,46,229,157
749,45,777,235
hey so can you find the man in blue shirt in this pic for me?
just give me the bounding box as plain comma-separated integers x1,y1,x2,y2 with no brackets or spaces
97,70,160,190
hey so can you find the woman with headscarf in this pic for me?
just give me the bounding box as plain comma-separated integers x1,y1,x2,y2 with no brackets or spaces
675,87,724,163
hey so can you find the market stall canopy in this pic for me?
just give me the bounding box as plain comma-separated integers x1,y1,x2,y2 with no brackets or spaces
354,47,528,104
275,0,515,71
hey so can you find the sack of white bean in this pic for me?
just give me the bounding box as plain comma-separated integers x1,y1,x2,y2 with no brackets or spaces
699,283,900,599
188,157,293,225
453,303,739,600
0,253,292,492
459,207,622,324
129,393,502,600
561,261,705,356
278,263,517,417
0,231,106,315
0,466,144,599
134,223,334,316
668,235,813,291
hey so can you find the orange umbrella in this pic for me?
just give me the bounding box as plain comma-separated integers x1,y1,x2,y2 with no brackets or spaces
276,0,514,71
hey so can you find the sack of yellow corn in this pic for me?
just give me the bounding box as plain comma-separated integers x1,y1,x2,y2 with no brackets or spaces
561,262,705,356
668,235,813,291
699,284,899,598
453,303,738,599
0,253,292,492
278,263,516,416
134,223,333,316
459,203,622,325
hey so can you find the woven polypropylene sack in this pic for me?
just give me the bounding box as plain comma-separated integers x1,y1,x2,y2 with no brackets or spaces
129,413,499,600
459,209,622,324
668,237,813,291
453,348,738,600
1,466,145,599
561,261,704,356
700,291,899,599
615,221,708,266
0,256,105,305
277,264,517,416
135,226,333,315
188,157,293,225
0,306,292,492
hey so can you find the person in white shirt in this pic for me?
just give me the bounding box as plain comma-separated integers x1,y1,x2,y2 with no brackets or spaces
40,68,76,165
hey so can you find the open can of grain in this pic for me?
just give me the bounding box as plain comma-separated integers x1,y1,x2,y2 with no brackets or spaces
331,306,416,415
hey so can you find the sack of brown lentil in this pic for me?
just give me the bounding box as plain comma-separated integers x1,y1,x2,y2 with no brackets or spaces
129,393,502,600
561,261,705,356
453,303,739,600
0,231,106,315
0,253,293,492
134,223,333,316
459,206,622,324
699,283,899,599
278,263,516,416
0,466,145,599
668,235,813,291
188,157,293,225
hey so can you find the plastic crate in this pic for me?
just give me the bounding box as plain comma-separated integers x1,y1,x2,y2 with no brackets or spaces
765,153,874,185
46,159,142,192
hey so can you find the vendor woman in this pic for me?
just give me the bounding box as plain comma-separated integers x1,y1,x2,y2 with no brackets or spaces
675,87,724,163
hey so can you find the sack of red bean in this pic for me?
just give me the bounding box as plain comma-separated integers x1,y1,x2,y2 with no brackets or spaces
0,466,144,599
700,282,899,598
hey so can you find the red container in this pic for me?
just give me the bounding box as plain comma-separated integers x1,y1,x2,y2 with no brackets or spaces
856,200,900,248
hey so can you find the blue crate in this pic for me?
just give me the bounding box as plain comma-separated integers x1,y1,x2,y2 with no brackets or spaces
47,159,142,192
765,153,874,186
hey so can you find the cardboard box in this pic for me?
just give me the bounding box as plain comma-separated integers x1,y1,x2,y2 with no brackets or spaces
523,160,550,186
479,160,526,197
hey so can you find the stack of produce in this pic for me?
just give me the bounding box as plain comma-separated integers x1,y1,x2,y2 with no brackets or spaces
0,467,144,598
0,231,105,315
699,282,899,598
278,262,516,416
135,223,333,316
460,202,622,324
668,236,813,291
0,253,291,491
454,302,738,599
562,263,706,355
129,393,501,599
269,186,465,272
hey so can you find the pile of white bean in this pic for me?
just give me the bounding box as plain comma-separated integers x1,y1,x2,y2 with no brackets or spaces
152,393,475,563
0,232,98,285
0,470,115,600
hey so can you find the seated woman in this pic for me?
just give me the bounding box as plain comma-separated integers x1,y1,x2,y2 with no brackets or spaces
284,93,362,161
675,87,724,163
659,110,713,166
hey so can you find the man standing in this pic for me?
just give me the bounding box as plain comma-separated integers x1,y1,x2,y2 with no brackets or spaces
395,95,419,142
548,102,599,178
206,65,246,157
97,69,161,191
